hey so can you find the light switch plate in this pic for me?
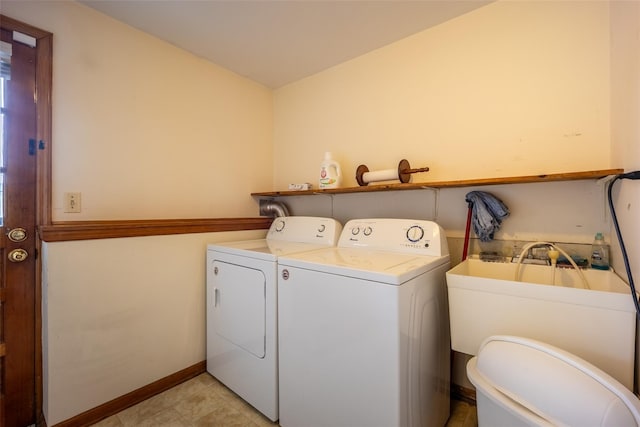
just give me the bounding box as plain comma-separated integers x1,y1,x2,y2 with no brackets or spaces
64,192,81,213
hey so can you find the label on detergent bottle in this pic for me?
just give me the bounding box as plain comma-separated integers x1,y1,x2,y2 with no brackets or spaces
319,152,342,189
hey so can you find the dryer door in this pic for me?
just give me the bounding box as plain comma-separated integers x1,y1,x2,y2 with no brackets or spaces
211,260,266,358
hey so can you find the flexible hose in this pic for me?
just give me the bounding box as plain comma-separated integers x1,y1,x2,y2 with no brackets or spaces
607,174,640,319
514,241,589,289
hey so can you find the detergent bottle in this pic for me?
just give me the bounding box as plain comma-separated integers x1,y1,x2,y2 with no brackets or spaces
319,152,342,189
590,232,609,270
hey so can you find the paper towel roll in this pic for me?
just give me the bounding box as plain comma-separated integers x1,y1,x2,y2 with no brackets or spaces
356,159,429,186
361,169,399,183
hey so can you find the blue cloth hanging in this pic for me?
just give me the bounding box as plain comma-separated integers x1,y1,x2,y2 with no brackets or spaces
465,191,510,242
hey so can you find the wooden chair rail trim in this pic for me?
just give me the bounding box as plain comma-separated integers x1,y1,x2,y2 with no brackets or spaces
39,217,273,242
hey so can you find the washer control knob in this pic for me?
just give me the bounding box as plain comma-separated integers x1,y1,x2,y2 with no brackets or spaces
282,269,290,280
351,227,360,236
406,225,424,243
274,219,286,232
363,227,373,236
318,224,326,233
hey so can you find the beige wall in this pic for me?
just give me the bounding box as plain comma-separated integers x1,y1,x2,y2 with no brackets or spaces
273,1,610,189
271,0,616,246
2,0,273,221
41,229,266,425
610,0,640,277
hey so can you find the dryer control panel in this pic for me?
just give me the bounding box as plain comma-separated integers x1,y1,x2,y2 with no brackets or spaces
266,216,342,246
338,218,449,257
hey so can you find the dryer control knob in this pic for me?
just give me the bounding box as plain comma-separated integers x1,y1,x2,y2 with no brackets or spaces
406,225,424,243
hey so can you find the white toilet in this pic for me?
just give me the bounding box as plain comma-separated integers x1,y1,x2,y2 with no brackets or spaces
467,335,640,426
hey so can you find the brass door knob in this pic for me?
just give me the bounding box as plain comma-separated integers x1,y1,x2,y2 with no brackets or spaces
8,248,28,263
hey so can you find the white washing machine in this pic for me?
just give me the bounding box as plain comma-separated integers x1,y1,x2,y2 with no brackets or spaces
277,218,451,427
206,216,342,421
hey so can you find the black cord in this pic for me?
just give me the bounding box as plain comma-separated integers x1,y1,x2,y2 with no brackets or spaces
607,174,640,318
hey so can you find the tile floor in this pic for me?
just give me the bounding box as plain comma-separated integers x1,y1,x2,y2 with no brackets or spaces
92,373,477,427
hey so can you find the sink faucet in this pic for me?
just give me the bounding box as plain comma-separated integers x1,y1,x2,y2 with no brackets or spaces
515,241,590,289
512,243,553,265
528,242,551,252
524,243,554,261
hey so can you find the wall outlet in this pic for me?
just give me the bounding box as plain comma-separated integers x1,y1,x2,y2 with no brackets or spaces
64,192,81,213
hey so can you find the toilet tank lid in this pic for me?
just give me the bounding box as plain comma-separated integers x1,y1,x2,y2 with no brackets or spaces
472,335,640,427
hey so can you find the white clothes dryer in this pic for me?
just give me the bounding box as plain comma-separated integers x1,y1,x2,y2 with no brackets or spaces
277,218,451,427
206,216,342,421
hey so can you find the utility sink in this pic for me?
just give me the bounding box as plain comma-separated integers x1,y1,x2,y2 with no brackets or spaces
447,258,637,389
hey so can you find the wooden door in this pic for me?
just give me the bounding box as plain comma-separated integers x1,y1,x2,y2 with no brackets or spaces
0,27,38,427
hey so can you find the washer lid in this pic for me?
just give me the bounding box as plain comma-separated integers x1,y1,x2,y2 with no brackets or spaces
278,247,450,285
208,239,332,261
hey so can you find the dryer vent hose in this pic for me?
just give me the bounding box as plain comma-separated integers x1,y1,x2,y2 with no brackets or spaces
259,200,290,217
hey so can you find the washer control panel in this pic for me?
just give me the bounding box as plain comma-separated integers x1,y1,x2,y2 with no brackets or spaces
338,218,448,256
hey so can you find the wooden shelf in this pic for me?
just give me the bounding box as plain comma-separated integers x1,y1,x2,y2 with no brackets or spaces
252,169,624,197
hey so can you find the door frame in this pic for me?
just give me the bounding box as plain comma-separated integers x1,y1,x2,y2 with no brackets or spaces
0,15,52,427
